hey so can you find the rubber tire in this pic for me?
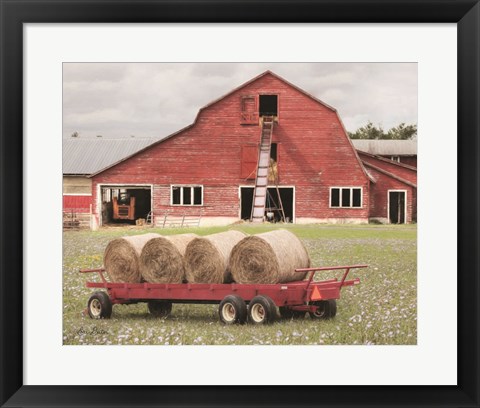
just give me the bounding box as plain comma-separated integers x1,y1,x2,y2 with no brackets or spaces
309,300,337,320
279,306,305,320
87,291,112,319
248,295,276,325
219,295,247,325
148,300,172,318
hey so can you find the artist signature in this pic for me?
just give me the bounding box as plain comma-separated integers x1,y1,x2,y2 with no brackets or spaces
76,326,109,336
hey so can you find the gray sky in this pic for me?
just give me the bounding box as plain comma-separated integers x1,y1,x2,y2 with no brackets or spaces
63,63,417,139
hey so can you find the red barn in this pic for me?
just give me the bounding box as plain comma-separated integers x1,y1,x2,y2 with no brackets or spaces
89,71,414,228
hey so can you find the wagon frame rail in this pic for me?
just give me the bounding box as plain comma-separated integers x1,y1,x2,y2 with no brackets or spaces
80,264,367,323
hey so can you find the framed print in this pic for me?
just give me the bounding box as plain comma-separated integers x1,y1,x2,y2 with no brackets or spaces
1,0,479,407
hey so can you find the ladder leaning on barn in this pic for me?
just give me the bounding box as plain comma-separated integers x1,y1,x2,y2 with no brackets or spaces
250,116,286,223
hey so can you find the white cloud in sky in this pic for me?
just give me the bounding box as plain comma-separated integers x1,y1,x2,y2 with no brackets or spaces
63,62,417,139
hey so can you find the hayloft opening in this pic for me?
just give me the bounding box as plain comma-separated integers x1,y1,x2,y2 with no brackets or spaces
259,95,278,117
268,143,279,182
270,143,277,161
100,186,151,225
240,186,293,222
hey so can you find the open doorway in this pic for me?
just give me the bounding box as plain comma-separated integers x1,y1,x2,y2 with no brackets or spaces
240,186,294,222
100,185,152,225
388,190,406,224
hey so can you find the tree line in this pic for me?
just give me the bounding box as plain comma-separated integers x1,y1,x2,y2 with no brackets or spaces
348,122,417,140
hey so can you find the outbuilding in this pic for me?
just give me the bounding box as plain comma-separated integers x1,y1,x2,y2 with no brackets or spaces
358,151,417,224
352,139,417,168
63,137,157,227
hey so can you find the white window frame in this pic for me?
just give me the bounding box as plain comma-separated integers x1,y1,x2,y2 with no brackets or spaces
329,187,363,208
171,185,204,206
238,185,295,222
97,183,153,227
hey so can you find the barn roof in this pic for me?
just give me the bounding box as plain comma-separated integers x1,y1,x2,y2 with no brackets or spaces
352,139,417,156
63,137,159,175
362,161,417,188
357,150,417,172
89,70,340,177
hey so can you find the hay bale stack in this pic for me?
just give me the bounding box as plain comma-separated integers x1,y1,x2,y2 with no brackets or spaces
229,229,310,284
103,233,161,283
185,230,248,283
140,233,198,283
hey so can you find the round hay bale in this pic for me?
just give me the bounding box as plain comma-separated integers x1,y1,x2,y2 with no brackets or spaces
229,229,310,284
185,230,248,283
103,233,161,283
140,233,198,283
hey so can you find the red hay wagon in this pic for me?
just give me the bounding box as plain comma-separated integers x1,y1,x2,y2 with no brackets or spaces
80,265,367,325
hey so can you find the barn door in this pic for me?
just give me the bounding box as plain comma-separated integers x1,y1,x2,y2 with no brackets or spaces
241,145,258,179
388,191,406,224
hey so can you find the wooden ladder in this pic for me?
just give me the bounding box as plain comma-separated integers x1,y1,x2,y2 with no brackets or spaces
251,116,275,222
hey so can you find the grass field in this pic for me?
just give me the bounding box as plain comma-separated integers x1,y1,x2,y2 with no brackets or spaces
63,223,416,345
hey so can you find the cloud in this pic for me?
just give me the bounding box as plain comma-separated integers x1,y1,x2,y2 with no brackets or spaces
63,63,417,139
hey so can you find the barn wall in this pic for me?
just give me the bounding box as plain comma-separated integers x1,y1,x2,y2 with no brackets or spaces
92,73,371,225
63,195,91,212
366,166,415,223
63,176,92,215
63,176,92,194
399,156,417,168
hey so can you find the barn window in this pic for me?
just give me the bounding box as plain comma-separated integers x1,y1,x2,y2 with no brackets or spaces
330,187,362,208
259,95,278,116
171,186,203,206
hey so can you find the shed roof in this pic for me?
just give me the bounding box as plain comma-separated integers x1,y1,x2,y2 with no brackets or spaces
352,139,417,156
362,160,417,188
63,137,159,175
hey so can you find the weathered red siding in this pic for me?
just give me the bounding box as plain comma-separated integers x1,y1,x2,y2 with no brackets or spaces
399,156,417,168
364,166,415,223
63,195,91,212
91,72,372,224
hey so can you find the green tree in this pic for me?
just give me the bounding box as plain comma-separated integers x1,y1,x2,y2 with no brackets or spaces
348,122,384,140
386,123,417,140
348,122,417,140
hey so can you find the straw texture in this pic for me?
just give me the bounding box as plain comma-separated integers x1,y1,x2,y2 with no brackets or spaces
140,233,198,283
184,230,247,283
229,229,310,284
103,233,161,283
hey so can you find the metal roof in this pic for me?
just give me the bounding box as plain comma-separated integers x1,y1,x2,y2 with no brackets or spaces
352,139,417,156
63,137,159,175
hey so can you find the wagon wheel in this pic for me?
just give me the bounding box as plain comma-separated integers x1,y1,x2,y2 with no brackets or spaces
87,291,112,319
219,295,247,325
148,300,172,318
248,295,277,325
309,300,337,320
279,306,305,320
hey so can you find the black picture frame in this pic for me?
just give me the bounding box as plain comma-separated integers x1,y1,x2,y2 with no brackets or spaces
1,1,478,407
